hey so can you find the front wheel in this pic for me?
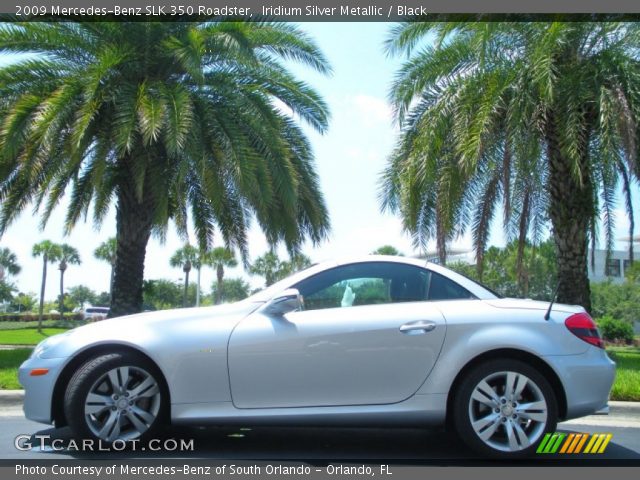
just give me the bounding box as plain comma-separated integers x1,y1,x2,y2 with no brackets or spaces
64,352,166,444
453,359,558,458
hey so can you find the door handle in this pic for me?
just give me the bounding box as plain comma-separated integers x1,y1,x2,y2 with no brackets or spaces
399,320,437,334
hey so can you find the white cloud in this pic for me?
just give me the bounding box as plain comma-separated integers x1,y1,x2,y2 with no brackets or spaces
351,94,392,126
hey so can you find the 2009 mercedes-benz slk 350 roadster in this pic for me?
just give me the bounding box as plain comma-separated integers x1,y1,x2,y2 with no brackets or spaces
20,256,615,457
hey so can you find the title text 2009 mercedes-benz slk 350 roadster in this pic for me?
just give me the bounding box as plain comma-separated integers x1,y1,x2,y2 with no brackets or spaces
20,256,615,458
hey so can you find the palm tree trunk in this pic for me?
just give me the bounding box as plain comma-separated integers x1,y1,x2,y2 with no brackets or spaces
215,264,224,305
183,270,189,308
110,178,154,318
59,269,65,322
109,265,114,297
546,113,593,312
38,255,47,333
196,267,201,307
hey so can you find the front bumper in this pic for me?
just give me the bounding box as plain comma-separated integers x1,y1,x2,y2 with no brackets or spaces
544,346,616,420
18,355,67,424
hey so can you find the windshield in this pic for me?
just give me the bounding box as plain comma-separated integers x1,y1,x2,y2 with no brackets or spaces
246,262,333,302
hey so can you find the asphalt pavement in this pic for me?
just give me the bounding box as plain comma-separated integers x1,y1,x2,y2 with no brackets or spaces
0,395,638,462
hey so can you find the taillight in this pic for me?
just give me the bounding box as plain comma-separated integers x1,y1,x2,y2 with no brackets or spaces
564,312,604,349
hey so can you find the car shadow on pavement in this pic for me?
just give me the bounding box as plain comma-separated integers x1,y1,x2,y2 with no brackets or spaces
23,425,640,464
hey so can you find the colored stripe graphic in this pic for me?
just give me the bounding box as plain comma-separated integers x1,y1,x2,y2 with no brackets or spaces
570,433,588,453
537,432,612,454
537,433,566,453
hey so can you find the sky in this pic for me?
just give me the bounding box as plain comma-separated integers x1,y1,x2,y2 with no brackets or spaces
1,22,639,300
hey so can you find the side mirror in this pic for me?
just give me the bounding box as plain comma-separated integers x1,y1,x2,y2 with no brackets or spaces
263,288,304,316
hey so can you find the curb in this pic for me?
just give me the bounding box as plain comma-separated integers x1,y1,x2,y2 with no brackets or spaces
609,401,640,415
0,390,24,407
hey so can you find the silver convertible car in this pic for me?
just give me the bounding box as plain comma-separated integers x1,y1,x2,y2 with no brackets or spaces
20,256,615,458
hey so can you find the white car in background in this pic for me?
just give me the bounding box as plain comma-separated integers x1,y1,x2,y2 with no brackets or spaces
82,307,110,322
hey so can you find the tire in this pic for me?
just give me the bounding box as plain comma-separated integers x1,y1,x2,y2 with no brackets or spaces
452,358,558,458
64,352,167,445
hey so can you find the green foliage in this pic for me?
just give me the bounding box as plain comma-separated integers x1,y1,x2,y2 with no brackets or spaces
591,281,640,324
597,315,635,344
68,285,97,307
0,312,81,322
6,292,37,312
0,247,21,279
142,279,199,310
626,261,640,283
94,238,117,265
210,277,250,304
32,241,62,263
250,251,312,287
94,291,111,306
448,239,557,300
170,244,200,272
205,247,238,271
0,280,16,303
371,245,403,256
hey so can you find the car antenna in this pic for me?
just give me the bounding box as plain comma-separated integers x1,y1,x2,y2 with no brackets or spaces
544,281,560,321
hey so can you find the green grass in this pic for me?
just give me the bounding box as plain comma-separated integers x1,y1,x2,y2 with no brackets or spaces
0,328,69,345
0,320,79,331
0,349,31,389
607,346,640,401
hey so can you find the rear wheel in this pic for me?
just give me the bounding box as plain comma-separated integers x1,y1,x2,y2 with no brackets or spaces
64,352,166,444
453,359,557,458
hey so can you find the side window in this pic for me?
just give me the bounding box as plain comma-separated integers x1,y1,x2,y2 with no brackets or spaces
427,271,475,301
294,262,429,311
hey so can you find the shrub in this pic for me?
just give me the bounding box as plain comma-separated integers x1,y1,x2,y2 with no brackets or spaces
0,312,82,322
597,315,635,344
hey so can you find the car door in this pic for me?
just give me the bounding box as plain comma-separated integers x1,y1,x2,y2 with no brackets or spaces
227,261,447,408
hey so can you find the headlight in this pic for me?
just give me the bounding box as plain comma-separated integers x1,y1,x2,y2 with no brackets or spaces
30,332,72,359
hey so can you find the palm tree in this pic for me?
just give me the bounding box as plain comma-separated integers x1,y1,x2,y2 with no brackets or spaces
249,251,310,286
0,22,331,317
0,247,21,283
249,251,285,287
206,247,238,305
170,244,199,308
94,238,117,297
381,22,640,311
57,244,81,320
32,240,61,331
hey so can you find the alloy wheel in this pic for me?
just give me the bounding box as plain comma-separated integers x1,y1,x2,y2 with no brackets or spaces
468,370,548,452
84,366,161,442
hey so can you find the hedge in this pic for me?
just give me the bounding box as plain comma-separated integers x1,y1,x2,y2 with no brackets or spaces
0,312,83,322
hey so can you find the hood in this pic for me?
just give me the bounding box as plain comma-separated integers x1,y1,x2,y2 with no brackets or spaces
39,300,262,359
75,300,261,333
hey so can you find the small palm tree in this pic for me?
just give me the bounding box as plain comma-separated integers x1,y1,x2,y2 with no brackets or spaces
57,244,81,320
170,245,199,308
32,241,61,331
206,247,238,305
94,238,116,297
249,251,283,287
0,247,21,282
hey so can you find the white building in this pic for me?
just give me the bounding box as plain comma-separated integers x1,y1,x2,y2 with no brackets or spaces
588,248,636,283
